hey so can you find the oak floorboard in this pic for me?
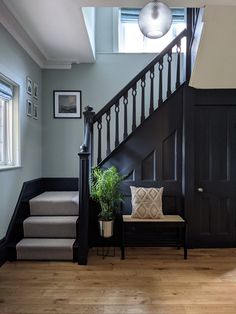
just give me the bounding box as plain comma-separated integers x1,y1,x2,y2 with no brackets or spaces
0,248,236,313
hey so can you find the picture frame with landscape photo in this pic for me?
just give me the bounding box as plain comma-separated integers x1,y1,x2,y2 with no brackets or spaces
26,99,32,117
26,76,32,95
53,90,81,118
33,82,39,99
33,103,38,120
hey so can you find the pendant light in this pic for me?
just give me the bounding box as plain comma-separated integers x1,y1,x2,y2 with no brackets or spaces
138,1,172,39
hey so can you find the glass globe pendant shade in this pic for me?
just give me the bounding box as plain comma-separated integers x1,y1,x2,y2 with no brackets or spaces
138,1,172,39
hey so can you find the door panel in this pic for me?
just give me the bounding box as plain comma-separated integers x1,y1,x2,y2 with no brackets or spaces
194,106,236,246
198,196,212,235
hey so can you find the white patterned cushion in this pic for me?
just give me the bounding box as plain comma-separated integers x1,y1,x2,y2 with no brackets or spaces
130,186,164,219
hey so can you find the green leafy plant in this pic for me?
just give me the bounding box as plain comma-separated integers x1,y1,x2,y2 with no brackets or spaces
90,166,124,221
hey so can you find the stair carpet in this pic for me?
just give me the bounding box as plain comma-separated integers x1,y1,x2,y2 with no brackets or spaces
16,191,79,261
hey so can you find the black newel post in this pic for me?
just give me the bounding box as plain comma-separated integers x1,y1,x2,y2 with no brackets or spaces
77,106,95,265
83,106,95,169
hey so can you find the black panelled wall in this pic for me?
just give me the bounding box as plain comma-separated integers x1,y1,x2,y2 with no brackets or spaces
100,86,184,246
99,86,236,248
104,85,183,213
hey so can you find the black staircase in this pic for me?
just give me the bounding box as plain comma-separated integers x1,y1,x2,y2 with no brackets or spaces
77,8,201,265
93,29,187,165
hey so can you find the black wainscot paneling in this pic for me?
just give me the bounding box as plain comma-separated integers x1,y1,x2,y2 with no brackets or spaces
90,87,184,247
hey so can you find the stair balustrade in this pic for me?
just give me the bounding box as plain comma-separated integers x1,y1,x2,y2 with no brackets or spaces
92,29,187,165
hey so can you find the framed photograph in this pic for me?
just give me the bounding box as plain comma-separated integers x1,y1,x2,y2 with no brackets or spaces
26,99,32,117
53,90,81,118
26,76,32,95
33,103,38,120
33,82,39,99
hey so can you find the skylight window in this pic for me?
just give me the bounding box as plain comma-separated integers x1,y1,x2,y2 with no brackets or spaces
119,8,186,53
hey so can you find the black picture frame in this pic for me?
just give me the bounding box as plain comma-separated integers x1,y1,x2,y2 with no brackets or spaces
53,90,82,118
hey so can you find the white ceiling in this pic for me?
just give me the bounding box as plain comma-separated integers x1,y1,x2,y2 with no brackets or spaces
1,0,236,69
0,0,96,68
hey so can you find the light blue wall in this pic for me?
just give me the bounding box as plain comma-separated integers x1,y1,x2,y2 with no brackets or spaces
0,7,175,239
42,7,184,177
41,7,158,177
0,25,42,240
96,7,114,53
42,53,156,177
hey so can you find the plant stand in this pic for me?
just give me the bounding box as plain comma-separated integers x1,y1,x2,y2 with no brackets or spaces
97,246,115,259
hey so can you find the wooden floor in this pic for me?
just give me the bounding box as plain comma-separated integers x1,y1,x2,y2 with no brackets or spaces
1,248,236,314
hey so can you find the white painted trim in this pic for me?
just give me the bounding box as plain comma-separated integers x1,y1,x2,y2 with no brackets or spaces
43,61,73,70
0,165,22,171
112,8,119,53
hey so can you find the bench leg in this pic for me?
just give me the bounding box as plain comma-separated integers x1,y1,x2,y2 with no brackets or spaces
184,246,187,260
184,223,188,260
121,246,125,260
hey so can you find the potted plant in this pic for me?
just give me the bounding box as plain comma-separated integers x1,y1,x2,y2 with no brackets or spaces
90,166,124,238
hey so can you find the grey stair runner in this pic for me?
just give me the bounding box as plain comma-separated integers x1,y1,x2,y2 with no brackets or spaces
30,191,79,216
16,191,79,261
23,216,77,238
16,238,75,260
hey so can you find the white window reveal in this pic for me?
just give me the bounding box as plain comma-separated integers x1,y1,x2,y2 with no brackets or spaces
0,78,19,169
119,8,186,53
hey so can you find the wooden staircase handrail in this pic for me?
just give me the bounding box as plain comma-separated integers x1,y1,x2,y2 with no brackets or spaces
93,28,187,123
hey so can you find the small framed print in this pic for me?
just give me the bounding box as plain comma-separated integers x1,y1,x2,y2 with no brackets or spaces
26,99,32,117
26,76,32,95
53,90,81,118
33,82,39,99
33,103,38,120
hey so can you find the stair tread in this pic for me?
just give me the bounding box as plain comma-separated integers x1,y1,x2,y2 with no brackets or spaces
30,191,79,216
30,191,79,202
16,238,75,248
23,216,78,224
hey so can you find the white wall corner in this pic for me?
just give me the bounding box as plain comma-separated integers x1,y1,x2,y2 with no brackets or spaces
112,8,119,53
82,7,96,60
0,0,47,68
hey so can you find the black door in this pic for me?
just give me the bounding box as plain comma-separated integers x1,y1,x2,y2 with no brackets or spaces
194,106,236,247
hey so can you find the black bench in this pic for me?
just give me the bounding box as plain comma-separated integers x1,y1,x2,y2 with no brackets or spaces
121,214,187,259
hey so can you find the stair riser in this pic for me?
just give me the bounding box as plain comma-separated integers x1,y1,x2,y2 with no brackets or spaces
23,223,76,238
17,249,73,261
16,238,75,261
